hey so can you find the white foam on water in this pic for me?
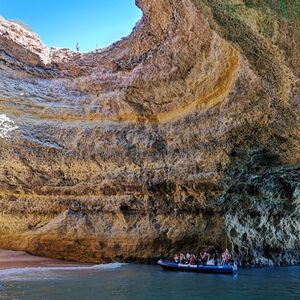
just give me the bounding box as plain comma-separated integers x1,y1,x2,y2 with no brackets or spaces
0,263,126,281
0,114,18,139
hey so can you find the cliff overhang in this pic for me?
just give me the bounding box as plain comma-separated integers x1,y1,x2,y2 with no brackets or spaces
0,0,299,265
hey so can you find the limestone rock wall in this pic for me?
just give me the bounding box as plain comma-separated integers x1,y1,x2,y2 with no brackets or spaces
0,0,299,265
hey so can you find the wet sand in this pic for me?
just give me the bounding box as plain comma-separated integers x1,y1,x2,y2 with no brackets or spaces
0,249,72,269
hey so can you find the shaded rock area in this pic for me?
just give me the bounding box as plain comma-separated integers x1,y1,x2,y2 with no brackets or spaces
0,1,299,265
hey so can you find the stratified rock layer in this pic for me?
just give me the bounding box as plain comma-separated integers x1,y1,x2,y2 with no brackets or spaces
0,0,299,265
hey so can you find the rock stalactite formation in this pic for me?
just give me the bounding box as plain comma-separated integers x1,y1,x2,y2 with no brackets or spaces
0,0,299,265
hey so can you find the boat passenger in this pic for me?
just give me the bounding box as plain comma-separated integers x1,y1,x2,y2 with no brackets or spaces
222,249,232,265
213,251,220,266
189,254,196,265
185,253,191,264
214,252,221,265
179,253,185,263
222,250,226,264
174,254,179,263
227,252,232,264
201,251,209,265
212,254,218,266
198,252,203,264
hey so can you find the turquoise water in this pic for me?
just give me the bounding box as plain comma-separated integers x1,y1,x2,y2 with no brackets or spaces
0,263,299,300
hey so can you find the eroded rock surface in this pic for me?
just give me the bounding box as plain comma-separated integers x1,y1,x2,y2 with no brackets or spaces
0,0,299,265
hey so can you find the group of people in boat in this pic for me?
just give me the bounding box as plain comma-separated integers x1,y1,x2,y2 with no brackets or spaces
173,249,232,266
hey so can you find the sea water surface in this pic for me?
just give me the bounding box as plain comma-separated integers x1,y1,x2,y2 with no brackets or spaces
0,263,299,300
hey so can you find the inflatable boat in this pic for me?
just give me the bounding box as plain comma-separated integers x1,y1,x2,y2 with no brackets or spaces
158,260,238,275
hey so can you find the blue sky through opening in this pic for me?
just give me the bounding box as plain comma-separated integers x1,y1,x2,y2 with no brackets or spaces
0,0,142,52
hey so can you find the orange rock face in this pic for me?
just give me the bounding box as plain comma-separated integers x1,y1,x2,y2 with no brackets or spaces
0,1,299,265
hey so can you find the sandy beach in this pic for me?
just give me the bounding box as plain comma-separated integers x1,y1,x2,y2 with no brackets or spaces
0,249,68,269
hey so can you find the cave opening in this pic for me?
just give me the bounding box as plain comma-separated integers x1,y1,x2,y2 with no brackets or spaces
1,0,142,52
